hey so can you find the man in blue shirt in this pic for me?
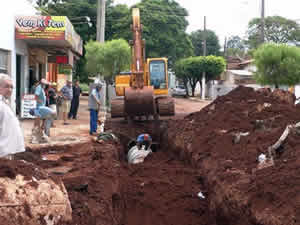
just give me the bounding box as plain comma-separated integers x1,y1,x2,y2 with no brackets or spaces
34,78,47,108
30,106,56,142
60,80,73,125
34,79,48,133
88,83,101,135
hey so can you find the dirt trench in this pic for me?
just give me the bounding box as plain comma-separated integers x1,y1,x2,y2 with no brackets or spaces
18,87,299,225
21,112,298,225
20,120,215,225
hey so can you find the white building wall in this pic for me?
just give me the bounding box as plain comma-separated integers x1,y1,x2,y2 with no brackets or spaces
0,0,37,111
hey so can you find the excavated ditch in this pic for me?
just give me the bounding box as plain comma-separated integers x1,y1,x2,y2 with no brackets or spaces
18,120,215,225
10,86,300,225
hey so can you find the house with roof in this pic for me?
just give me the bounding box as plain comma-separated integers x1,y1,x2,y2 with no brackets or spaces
221,59,256,85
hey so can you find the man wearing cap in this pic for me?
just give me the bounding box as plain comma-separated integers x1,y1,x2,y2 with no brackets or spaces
88,83,101,135
0,73,25,158
60,80,73,125
136,134,152,150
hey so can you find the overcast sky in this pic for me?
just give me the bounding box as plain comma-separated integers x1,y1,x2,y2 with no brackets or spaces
113,0,300,45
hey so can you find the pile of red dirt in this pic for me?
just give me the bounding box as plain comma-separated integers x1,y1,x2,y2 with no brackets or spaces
167,86,300,225
0,158,48,181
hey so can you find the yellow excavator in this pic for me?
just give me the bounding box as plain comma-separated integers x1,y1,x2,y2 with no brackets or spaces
110,8,175,120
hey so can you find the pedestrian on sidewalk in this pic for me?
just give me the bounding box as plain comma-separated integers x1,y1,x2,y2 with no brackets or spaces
0,73,25,159
68,80,82,120
34,78,48,130
60,80,73,125
88,83,101,135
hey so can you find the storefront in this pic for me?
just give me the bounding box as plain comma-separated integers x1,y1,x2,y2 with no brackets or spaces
14,15,83,115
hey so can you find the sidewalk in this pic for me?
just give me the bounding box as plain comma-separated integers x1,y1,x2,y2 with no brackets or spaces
21,96,95,146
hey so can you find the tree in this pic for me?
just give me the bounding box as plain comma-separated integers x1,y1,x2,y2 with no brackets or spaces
253,43,300,88
85,39,131,83
226,35,247,57
227,35,245,50
247,16,300,49
85,39,131,105
134,0,194,64
190,29,221,56
174,56,226,96
105,4,131,41
174,58,198,97
46,0,98,42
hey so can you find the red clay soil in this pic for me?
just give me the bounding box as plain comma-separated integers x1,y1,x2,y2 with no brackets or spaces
4,86,299,225
0,158,48,181
22,133,214,225
167,86,300,225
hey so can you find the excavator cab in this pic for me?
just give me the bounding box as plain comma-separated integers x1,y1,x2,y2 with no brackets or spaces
147,58,169,95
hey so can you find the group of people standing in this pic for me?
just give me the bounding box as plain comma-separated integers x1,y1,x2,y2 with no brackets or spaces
0,71,103,157
31,79,82,143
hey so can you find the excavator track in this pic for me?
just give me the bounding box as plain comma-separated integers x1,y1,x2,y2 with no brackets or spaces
157,96,175,116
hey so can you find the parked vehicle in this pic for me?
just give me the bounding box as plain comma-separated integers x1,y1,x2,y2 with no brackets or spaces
171,85,187,97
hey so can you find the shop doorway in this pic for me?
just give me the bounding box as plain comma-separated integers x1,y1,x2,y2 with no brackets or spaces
16,55,22,115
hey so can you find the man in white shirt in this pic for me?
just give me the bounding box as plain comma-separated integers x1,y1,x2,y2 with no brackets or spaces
0,73,25,158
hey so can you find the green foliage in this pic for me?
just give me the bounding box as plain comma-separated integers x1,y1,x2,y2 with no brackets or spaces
190,29,221,56
247,16,300,49
46,0,98,42
135,0,193,64
106,4,131,41
174,55,226,96
85,39,131,82
43,0,193,78
254,43,300,87
203,56,226,80
226,35,248,57
227,35,246,50
79,83,89,92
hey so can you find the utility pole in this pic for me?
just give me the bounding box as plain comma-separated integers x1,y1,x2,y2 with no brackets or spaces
224,37,227,58
96,0,106,116
96,0,106,43
261,0,265,44
201,16,207,100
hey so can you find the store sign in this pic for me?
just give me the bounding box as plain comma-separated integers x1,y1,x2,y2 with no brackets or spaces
15,16,66,40
21,94,36,118
15,15,83,56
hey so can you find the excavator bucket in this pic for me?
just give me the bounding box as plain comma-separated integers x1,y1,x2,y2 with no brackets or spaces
124,86,156,117
110,86,156,119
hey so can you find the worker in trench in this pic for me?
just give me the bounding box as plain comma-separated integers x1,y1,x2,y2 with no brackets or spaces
127,133,153,164
0,73,25,159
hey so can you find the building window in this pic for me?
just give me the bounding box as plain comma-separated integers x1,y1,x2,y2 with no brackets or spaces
0,49,8,74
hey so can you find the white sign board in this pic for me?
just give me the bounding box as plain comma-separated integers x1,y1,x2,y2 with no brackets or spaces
21,94,36,118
